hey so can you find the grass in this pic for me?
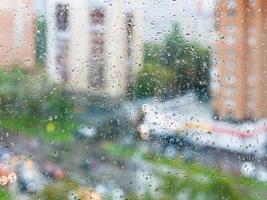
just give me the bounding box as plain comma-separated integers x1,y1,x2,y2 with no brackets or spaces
0,116,78,142
102,143,267,200
0,189,12,200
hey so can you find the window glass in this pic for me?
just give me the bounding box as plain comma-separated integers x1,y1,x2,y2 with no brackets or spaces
56,4,69,31
0,1,266,200
89,8,105,89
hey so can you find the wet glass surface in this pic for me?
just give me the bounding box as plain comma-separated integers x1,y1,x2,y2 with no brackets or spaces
0,0,267,200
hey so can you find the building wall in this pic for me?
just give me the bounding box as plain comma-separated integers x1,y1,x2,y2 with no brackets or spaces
0,0,35,68
213,0,267,121
46,0,144,97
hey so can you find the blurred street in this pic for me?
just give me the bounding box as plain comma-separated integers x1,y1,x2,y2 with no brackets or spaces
1,99,267,199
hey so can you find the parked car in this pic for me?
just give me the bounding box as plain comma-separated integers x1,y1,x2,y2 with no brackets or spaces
0,147,12,165
17,159,45,193
75,125,97,139
75,105,137,143
41,161,66,180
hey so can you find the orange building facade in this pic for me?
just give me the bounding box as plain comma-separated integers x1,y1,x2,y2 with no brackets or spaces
213,0,267,121
0,0,35,68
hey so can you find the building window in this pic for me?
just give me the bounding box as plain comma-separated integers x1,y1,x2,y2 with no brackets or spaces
91,8,105,25
14,2,26,47
89,8,105,89
225,61,235,70
56,39,69,83
227,48,236,58
226,0,236,17
225,75,236,84
225,35,235,45
227,0,236,10
56,4,69,31
249,0,256,7
126,12,134,84
248,35,256,46
225,88,235,97
227,25,236,33
126,13,134,59
225,98,235,108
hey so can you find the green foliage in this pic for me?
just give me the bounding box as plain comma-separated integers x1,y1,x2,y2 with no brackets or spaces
0,189,13,200
130,63,176,99
36,16,47,67
144,43,163,64
156,164,242,200
0,67,76,141
0,67,73,120
162,22,211,101
137,22,211,101
161,23,186,67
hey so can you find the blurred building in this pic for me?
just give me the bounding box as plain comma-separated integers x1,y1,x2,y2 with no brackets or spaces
46,0,144,97
213,0,267,121
0,0,35,68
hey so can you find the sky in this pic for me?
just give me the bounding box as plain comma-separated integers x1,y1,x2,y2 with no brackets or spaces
36,0,217,45
143,0,217,44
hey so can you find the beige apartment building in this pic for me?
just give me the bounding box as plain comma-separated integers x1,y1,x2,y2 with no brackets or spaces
0,0,35,68
212,0,267,121
46,0,143,97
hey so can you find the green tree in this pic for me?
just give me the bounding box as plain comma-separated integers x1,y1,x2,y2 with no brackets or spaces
137,22,211,101
130,63,176,99
161,23,187,67
162,22,211,100
192,43,210,101
144,43,163,64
